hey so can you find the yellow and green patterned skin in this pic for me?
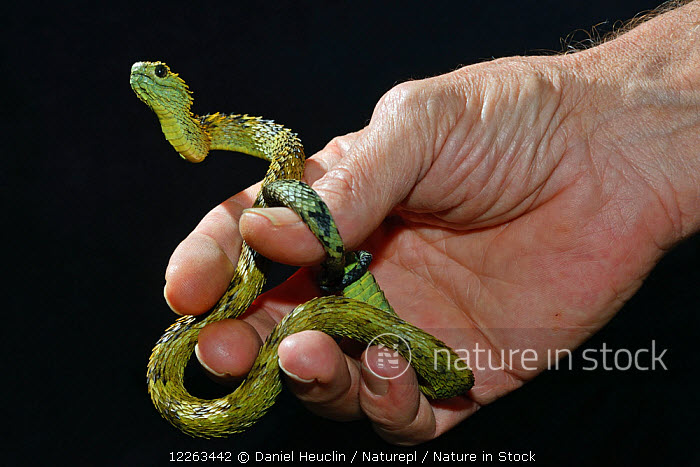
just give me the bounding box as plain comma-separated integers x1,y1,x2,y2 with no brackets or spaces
130,61,474,438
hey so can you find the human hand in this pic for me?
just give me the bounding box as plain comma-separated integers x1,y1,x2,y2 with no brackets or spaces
163,3,699,445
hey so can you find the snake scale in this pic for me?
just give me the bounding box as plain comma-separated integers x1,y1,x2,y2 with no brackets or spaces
130,61,474,438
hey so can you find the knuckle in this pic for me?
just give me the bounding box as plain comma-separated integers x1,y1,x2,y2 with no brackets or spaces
373,80,424,120
195,204,239,237
189,204,244,263
325,134,353,155
315,164,359,212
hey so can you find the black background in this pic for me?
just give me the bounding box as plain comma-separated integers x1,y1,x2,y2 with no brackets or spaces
5,1,698,465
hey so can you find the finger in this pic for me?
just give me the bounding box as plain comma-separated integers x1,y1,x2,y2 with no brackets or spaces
240,125,421,264
359,346,438,445
239,132,361,265
196,268,322,377
303,131,362,185
277,331,364,421
163,183,260,315
195,319,262,382
304,102,426,249
164,133,363,311
239,207,326,266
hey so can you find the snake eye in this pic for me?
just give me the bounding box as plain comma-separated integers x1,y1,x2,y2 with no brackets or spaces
154,64,168,78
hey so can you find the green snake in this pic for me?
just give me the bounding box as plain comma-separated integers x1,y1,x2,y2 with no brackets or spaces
130,61,474,438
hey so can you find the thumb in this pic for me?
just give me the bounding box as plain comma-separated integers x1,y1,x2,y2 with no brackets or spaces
239,121,425,265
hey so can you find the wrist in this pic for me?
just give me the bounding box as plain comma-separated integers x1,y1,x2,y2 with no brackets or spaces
562,1,700,245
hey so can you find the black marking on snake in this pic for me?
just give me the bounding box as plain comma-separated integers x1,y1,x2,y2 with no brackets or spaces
150,367,162,383
306,209,334,244
319,252,371,292
338,251,373,288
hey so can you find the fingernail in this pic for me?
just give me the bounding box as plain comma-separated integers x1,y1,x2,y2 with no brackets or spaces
195,343,227,377
278,357,315,384
242,208,300,227
365,373,389,396
163,283,183,316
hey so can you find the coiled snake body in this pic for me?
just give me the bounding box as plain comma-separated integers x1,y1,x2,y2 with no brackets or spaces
130,61,474,438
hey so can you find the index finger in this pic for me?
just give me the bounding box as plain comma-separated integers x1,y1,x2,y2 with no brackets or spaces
163,182,260,316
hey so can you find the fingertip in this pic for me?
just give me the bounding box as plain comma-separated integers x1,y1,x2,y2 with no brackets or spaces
163,283,182,316
195,343,226,377
240,208,326,265
196,319,263,379
277,331,343,387
278,331,363,421
241,207,300,228
163,234,235,315
278,355,316,384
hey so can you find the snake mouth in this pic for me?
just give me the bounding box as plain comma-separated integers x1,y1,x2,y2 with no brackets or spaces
129,72,154,104
130,73,174,111
130,71,152,85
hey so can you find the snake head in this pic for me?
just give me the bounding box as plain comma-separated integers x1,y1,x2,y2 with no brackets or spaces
130,61,193,117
